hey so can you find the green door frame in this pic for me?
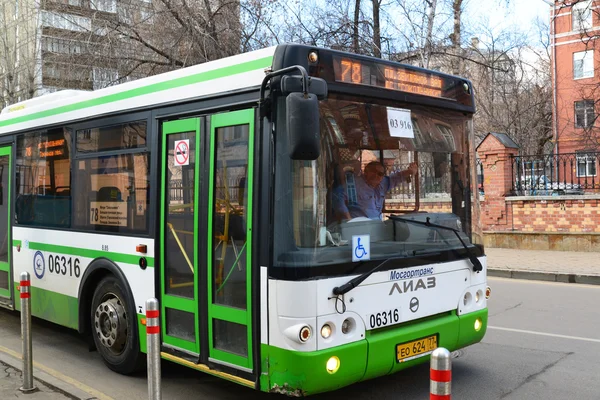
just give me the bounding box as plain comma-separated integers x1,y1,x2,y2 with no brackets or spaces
207,109,255,370
160,119,201,354
0,146,11,300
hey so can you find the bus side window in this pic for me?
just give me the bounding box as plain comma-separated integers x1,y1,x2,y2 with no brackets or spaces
15,128,71,228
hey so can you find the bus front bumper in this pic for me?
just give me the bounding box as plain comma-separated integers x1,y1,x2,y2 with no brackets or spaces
261,308,487,396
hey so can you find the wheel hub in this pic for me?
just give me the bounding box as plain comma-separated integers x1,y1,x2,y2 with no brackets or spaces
94,297,127,354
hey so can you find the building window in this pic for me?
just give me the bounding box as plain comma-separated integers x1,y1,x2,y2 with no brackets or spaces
576,152,597,177
573,50,594,79
572,0,592,32
90,0,117,13
575,100,595,128
436,124,456,151
41,11,91,32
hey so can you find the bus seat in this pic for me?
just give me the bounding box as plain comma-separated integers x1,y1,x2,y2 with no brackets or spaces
97,186,122,201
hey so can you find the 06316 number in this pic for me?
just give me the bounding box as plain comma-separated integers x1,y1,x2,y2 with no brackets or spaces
48,254,81,278
368,308,400,329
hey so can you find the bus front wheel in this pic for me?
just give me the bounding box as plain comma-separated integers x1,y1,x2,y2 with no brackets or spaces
91,275,142,374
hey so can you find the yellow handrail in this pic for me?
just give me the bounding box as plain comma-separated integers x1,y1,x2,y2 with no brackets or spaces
166,222,194,273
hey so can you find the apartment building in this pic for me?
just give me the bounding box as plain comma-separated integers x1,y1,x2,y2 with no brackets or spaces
1,0,240,110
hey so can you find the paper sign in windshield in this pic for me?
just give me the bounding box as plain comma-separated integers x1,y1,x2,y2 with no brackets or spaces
387,107,414,138
90,202,127,227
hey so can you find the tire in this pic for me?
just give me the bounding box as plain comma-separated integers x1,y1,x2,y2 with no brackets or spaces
91,275,143,374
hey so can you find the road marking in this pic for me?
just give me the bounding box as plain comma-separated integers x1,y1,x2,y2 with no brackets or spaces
488,276,600,289
0,344,114,400
489,326,600,344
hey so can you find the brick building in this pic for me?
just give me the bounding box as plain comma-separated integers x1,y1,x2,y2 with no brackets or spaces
551,1,600,174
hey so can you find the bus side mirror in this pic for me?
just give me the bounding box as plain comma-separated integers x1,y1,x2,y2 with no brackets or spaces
286,92,320,160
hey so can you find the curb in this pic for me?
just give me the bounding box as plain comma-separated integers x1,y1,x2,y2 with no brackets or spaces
488,268,600,285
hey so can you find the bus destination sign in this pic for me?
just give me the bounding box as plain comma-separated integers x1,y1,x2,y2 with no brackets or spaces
333,56,448,99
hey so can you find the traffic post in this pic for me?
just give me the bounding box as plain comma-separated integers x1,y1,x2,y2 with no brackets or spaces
430,347,451,400
146,298,161,400
19,271,37,393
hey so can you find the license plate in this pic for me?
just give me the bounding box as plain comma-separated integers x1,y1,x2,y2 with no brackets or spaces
396,335,438,363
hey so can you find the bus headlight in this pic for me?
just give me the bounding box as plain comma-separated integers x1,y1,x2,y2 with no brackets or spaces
321,324,332,339
474,318,482,332
341,318,353,334
463,292,472,306
475,290,483,304
326,356,340,374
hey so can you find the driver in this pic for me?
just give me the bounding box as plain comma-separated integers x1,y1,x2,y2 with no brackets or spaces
333,160,418,221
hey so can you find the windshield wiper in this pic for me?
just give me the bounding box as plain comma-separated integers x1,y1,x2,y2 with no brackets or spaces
332,257,398,296
389,215,483,273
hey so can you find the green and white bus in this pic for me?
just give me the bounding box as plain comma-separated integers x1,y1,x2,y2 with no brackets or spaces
0,44,489,396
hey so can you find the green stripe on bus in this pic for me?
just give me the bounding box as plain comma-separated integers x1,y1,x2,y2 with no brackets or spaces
24,242,154,267
14,283,78,330
13,240,21,247
0,57,273,128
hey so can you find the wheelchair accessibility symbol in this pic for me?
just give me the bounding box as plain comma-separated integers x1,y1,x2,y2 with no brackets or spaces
352,235,370,262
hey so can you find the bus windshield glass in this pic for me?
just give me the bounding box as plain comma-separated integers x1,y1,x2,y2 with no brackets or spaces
273,94,475,268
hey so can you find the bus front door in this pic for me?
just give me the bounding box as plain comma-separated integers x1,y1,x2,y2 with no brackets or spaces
207,109,255,373
160,119,201,355
0,146,11,306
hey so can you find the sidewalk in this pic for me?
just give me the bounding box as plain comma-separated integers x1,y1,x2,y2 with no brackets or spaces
0,346,111,400
486,247,600,285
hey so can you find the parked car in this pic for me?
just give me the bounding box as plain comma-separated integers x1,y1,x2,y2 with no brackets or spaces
516,175,584,195
537,175,584,195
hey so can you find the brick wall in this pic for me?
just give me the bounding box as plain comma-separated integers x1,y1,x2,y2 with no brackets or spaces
386,199,452,213
477,131,600,251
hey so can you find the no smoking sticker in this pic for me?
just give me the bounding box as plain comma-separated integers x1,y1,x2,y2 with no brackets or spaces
174,139,190,166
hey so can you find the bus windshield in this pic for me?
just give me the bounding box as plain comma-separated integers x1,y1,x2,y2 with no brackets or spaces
273,94,475,268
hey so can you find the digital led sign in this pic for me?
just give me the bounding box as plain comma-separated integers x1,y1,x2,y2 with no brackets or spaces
333,57,452,99
26,138,66,158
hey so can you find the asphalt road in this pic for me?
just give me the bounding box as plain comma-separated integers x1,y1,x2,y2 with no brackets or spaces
1,277,599,399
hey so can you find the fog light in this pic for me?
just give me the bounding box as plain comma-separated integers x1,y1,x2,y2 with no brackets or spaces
326,356,340,374
299,326,312,343
474,318,482,332
321,324,332,339
485,286,492,299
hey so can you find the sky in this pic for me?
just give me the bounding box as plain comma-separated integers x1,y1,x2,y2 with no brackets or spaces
471,0,551,33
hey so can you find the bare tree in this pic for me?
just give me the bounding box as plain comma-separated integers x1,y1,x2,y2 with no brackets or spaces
0,0,39,108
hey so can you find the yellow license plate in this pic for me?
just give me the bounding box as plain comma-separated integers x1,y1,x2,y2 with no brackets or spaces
396,335,438,363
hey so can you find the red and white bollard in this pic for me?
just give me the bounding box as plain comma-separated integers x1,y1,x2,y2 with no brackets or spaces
146,298,161,400
19,271,36,393
430,347,451,400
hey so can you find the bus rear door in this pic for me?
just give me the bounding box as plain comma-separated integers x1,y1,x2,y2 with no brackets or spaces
0,146,12,308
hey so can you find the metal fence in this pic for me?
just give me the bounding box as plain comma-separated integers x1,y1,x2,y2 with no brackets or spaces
388,162,451,199
510,152,600,196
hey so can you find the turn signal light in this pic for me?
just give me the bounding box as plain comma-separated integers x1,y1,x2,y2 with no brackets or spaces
299,326,312,343
136,244,147,253
485,286,492,299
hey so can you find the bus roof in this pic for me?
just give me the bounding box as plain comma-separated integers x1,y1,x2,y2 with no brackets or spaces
0,46,277,135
